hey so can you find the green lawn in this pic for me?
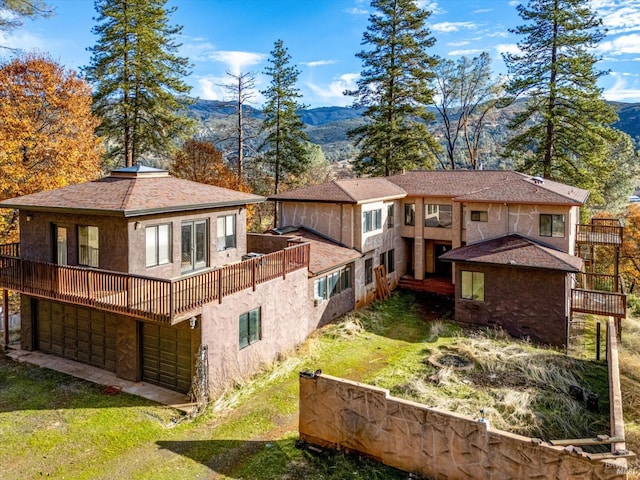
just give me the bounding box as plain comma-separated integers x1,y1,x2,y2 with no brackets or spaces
0,291,623,479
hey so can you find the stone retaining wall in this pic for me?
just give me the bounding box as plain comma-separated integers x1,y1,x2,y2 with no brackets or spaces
299,372,629,479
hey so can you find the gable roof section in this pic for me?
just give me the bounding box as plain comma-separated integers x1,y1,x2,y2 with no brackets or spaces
439,234,583,272
0,167,264,217
386,170,589,206
268,178,406,204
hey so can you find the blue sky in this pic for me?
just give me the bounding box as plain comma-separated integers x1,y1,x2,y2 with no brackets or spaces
2,0,640,108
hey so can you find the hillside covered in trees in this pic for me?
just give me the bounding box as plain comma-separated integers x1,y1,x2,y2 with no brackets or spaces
189,98,640,171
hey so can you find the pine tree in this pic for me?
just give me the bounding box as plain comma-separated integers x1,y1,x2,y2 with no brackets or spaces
345,0,440,177
259,39,310,198
0,0,52,34
503,0,620,204
84,0,194,168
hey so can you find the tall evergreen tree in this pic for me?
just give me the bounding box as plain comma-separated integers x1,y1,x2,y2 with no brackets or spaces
345,0,440,177
84,0,194,168
259,39,309,199
503,0,620,203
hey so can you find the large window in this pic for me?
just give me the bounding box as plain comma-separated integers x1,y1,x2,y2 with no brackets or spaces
387,204,395,228
239,307,261,349
182,220,207,272
404,203,415,226
365,258,373,285
363,209,382,234
78,225,99,268
313,265,352,303
461,271,484,301
540,214,565,238
146,224,171,267
425,204,452,228
217,214,236,251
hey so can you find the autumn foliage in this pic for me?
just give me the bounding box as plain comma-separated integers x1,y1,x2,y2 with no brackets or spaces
0,53,103,241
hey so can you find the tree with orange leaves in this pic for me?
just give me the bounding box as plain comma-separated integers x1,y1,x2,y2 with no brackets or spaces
0,53,103,241
171,139,249,192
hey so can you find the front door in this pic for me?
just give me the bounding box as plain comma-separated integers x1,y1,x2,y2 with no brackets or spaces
181,220,208,272
435,243,452,277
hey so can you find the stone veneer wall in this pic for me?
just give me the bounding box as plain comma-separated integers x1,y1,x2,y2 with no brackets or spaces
299,373,629,480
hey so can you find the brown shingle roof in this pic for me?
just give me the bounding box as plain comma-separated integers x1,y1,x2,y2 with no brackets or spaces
268,178,406,204
279,228,361,274
0,168,264,217
386,170,589,205
440,234,583,272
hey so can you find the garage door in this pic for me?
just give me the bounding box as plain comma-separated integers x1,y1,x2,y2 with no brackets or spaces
37,300,117,372
141,322,192,393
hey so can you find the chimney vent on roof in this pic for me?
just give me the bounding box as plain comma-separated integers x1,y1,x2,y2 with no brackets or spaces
532,176,544,185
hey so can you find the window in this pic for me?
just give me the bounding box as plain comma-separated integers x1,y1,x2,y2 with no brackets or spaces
379,252,386,270
471,211,488,222
217,214,236,251
328,271,340,297
404,203,415,226
387,249,395,273
425,204,452,228
51,224,67,266
146,224,171,267
363,209,382,234
461,271,484,301
313,266,352,305
182,220,208,272
78,225,99,267
314,277,327,301
387,204,395,227
365,258,373,285
239,308,261,349
540,214,565,238
462,205,467,230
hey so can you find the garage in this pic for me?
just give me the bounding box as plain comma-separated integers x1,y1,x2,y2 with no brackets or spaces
36,300,117,372
141,322,193,394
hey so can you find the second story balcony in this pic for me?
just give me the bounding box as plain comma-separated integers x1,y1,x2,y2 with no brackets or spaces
576,218,623,247
0,242,310,325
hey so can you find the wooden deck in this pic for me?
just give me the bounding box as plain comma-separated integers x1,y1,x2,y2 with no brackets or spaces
0,243,310,325
575,219,623,247
398,276,455,296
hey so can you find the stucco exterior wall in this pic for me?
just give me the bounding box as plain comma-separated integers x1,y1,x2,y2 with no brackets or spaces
200,268,310,395
19,210,129,272
454,262,569,346
309,267,355,331
464,202,575,253
299,373,627,480
279,203,355,248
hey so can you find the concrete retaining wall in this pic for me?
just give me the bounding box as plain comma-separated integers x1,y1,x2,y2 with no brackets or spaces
299,373,629,480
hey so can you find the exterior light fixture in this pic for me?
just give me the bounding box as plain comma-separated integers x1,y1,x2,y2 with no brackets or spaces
189,316,197,329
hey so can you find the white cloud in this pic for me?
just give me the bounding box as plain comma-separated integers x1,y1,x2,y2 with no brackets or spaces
306,73,359,107
302,59,338,67
431,21,478,33
196,75,265,104
448,48,483,56
207,51,266,75
508,1,520,6
345,7,368,15
495,43,520,55
473,9,493,14
420,1,444,15
447,41,470,47
603,72,640,101
598,33,640,55
595,1,640,35
0,30,47,53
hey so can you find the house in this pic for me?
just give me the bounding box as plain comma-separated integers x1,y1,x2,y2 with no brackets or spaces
0,166,314,396
270,170,626,347
0,167,625,397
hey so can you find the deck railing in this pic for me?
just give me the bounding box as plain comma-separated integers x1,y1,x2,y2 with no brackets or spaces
0,242,310,324
571,272,627,319
575,219,623,247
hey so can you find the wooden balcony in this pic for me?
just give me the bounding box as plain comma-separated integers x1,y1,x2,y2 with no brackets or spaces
575,218,623,247
571,273,626,319
0,242,310,325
